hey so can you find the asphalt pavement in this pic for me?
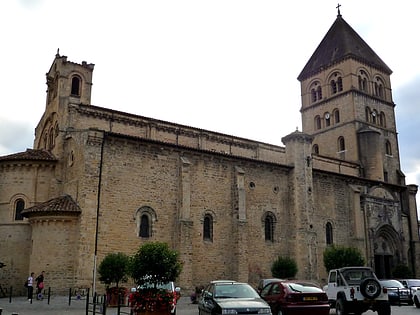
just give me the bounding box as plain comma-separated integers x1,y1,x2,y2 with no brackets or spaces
1,295,418,315
0,295,197,315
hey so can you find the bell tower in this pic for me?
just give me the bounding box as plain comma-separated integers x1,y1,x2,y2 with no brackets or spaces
34,51,95,154
297,10,403,185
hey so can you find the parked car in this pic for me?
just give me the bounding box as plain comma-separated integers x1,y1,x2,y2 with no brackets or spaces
259,280,330,315
130,281,181,314
399,279,420,298
198,280,272,315
379,279,413,305
413,287,420,308
257,278,283,293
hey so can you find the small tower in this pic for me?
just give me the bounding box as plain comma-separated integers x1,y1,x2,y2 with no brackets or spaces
34,51,95,154
297,10,402,185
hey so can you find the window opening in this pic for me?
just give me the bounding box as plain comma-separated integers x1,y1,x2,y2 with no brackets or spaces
379,112,386,127
71,76,81,96
315,116,321,130
334,109,340,123
317,86,322,100
15,199,25,220
325,113,331,127
203,214,213,241
139,214,150,238
385,141,392,156
338,137,345,151
264,215,274,241
326,222,333,245
365,107,371,122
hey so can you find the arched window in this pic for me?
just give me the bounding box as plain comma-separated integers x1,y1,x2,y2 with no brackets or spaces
317,86,322,100
140,214,150,238
315,115,321,130
358,70,368,92
385,141,392,156
15,198,25,220
337,77,343,92
71,76,81,96
372,110,377,124
333,109,340,124
325,113,331,127
326,222,333,245
311,89,317,103
312,144,319,155
310,82,322,103
136,206,156,238
49,126,55,150
263,212,276,242
365,107,371,122
379,112,386,127
338,136,345,152
203,214,213,241
330,79,337,94
330,73,343,94
374,77,385,99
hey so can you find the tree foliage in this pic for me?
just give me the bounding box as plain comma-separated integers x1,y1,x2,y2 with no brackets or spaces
271,256,298,279
323,246,365,272
130,242,182,287
98,252,130,287
392,264,414,278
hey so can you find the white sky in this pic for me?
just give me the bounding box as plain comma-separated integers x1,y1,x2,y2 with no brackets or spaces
1,0,420,214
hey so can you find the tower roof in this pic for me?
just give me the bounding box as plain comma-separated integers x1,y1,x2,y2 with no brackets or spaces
298,13,392,81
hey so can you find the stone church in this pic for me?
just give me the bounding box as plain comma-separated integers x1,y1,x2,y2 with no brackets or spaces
1,11,419,294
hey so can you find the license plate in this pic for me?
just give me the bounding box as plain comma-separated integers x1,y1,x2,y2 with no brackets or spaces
303,297,318,301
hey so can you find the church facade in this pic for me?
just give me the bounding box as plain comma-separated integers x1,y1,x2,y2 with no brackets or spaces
1,12,419,294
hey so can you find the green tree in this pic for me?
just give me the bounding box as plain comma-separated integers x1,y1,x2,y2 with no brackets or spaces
130,242,182,287
98,252,130,288
271,256,298,279
323,246,365,272
392,264,414,278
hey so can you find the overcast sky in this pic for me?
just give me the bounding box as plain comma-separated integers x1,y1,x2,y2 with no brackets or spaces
1,0,419,213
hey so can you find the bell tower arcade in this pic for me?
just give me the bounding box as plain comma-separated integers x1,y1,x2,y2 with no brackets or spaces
297,11,403,185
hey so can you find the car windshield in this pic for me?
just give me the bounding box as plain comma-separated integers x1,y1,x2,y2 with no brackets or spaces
214,283,260,299
341,269,374,284
138,282,172,290
286,283,323,293
380,280,404,289
406,280,420,287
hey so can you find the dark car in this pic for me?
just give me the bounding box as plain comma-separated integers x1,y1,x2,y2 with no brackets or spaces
260,280,330,315
379,279,413,305
198,280,272,315
257,278,283,293
399,279,420,298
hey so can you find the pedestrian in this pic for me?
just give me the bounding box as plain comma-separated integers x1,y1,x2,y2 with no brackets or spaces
35,271,45,300
27,272,34,301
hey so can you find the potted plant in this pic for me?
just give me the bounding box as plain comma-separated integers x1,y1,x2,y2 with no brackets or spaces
98,252,130,306
130,242,182,314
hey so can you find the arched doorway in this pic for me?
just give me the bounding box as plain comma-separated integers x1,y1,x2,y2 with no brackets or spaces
373,225,401,279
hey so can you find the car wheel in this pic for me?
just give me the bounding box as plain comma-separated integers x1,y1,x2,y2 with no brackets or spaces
415,296,420,308
360,278,381,299
277,309,285,315
335,298,348,315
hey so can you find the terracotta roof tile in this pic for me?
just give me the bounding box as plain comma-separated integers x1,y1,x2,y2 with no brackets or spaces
0,149,56,162
21,195,81,217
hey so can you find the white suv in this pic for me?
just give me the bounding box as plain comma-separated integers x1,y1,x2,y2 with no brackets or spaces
324,266,390,315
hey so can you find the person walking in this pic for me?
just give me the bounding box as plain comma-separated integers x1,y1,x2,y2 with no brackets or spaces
35,271,45,300
27,272,34,301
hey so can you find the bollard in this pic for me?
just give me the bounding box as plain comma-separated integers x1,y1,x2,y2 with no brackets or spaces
0,307,2,314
